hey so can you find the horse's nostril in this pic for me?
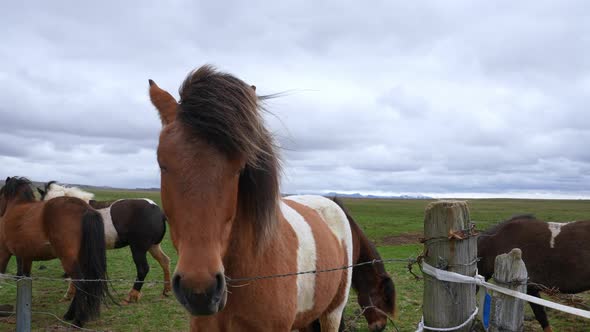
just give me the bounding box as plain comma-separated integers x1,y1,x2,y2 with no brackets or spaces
214,273,224,294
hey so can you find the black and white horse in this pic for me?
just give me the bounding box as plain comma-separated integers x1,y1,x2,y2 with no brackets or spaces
38,181,171,303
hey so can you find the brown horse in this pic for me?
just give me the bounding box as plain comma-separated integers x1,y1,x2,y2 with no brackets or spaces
38,181,171,304
0,177,110,327
478,214,590,332
148,65,353,331
305,197,397,332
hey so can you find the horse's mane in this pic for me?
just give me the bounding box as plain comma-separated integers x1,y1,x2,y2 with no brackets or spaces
480,214,537,236
177,65,281,247
0,177,35,202
44,181,95,203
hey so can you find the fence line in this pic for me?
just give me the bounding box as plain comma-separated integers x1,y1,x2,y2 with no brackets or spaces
0,257,419,285
3,239,590,331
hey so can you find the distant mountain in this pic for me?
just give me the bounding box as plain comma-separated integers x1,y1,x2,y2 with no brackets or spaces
323,192,433,200
0,179,430,199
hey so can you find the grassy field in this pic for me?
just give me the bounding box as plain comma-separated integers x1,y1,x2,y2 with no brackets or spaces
1,192,590,331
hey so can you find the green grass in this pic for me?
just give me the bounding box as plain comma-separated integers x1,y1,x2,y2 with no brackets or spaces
1,193,589,331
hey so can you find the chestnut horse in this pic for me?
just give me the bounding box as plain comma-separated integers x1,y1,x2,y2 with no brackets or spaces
38,181,171,304
0,177,110,327
148,65,353,331
478,214,590,332
306,197,396,332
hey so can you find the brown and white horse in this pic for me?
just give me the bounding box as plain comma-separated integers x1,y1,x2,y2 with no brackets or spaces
148,65,353,331
478,214,590,332
306,197,397,332
38,181,171,304
0,177,110,327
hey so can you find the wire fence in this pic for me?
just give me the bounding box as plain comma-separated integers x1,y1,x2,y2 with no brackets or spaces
0,256,418,332
2,254,590,331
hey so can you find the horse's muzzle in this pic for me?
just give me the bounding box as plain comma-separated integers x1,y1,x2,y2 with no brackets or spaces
369,321,387,332
172,272,227,315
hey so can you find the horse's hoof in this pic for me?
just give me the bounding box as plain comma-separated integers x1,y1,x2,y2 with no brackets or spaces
122,289,142,304
162,287,171,297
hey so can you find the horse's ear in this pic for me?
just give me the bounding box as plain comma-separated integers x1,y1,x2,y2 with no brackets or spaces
5,177,10,182
251,85,256,92
149,79,178,126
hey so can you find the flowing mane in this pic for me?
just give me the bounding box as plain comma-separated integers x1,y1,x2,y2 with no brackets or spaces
0,177,35,202
177,65,281,244
43,181,95,203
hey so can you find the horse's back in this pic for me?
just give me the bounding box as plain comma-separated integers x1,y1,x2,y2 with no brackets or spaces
282,195,353,329
479,217,590,292
108,199,166,247
283,195,352,246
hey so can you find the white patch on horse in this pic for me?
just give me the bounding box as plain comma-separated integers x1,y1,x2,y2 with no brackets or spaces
284,195,348,242
280,201,317,313
283,195,354,321
141,198,158,206
547,222,564,248
98,207,119,249
44,183,95,203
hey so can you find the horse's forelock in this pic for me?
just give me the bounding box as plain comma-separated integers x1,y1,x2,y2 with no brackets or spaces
176,65,282,247
379,275,397,317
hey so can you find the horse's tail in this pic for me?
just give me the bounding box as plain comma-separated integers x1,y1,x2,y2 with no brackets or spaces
330,196,397,319
72,209,110,325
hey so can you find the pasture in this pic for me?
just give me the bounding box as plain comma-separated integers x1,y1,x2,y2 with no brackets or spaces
1,191,590,331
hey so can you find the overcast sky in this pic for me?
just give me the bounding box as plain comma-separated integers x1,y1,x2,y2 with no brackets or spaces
1,1,589,198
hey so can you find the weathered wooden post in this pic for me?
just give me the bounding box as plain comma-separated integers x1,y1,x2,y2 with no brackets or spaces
422,201,477,332
16,277,32,332
489,248,527,332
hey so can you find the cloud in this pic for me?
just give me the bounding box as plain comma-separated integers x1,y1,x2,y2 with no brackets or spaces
1,0,589,198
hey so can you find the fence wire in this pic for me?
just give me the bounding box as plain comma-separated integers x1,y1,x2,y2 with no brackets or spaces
0,256,418,332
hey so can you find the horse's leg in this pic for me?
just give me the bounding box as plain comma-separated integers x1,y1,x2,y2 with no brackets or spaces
319,308,346,332
60,257,79,322
61,280,76,302
148,243,171,296
15,257,32,277
0,249,11,274
528,288,552,332
122,245,150,304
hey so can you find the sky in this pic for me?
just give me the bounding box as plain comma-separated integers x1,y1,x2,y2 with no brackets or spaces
1,1,589,199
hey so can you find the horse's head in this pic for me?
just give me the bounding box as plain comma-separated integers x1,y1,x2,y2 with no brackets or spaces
149,65,280,316
358,273,396,332
36,180,57,200
0,177,35,216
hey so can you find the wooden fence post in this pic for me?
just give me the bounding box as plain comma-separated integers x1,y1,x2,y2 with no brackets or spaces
489,248,527,332
423,201,477,332
16,277,32,332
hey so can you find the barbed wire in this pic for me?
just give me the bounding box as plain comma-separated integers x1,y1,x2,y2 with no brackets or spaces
0,257,419,285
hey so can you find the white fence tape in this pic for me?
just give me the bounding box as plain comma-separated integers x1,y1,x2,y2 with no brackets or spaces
415,307,478,332
420,261,590,324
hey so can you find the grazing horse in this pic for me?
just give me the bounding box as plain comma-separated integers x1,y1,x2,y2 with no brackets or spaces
38,181,171,303
306,197,396,332
0,177,110,327
148,65,353,331
478,214,590,332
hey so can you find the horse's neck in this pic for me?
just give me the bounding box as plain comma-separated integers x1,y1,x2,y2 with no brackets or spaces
224,211,283,275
